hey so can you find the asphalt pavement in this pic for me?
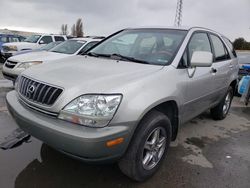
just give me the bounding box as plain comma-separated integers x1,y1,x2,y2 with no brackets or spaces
0,65,249,188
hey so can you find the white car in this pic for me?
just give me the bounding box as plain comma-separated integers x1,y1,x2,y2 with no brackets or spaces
1,34,67,58
2,37,102,82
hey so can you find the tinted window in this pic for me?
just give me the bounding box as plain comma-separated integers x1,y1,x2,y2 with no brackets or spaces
50,40,86,54
188,33,212,62
222,36,237,58
19,36,26,41
78,41,99,54
9,37,20,42
24,35,41,43
210,34,229,61
54,36,65,41
40,41,62,51
40,36,53,44
0,36,8,43
90,29,187,65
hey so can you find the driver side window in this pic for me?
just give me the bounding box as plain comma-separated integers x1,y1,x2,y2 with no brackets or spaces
188,33,212,62
39,36,53,44
180,32,212,68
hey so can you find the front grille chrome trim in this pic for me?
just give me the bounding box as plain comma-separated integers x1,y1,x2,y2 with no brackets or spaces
18,75,63,106
18,96,59,117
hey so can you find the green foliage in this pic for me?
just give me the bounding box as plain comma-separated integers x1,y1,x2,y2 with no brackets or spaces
233,37,250,50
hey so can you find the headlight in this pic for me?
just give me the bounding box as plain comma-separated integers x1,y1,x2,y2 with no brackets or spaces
17,61,42,69
58,94,122,127
8,46,18,51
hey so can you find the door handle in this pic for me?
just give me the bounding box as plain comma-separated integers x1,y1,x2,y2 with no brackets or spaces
211,67,217,73
229,65,233,68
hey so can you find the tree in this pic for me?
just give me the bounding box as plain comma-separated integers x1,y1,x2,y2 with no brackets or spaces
61,24,68,35
75,18,84,37
233,38,246,50
71,24,76,37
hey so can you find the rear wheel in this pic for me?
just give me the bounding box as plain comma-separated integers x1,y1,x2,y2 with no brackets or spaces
118,110,171,181
211,86,233,120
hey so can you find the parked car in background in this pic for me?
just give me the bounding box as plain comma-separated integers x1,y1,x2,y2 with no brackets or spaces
0,34,26,62
2,37,102,82
1,34,67,58
6,27,239,181
237,51,250,79
14,41,63,56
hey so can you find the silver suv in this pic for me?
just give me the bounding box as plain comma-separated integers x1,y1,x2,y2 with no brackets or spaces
6,27,238,181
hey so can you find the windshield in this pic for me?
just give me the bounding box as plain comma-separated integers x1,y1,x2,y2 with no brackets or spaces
24,35,41,43
40,41,62,51
50,40,86,54
89,29,187,65
237,52,250,64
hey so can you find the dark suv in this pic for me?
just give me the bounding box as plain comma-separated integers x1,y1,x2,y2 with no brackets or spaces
0,34,25,62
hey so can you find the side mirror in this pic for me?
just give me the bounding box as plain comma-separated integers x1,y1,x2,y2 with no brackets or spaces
39,40,45,44
190,51,213,67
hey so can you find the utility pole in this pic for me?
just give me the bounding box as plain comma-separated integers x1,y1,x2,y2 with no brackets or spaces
174,0,183,27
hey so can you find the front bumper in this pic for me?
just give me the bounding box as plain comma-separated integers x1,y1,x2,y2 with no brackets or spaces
2,71,18,82
6,91,135,163
2,65,24,82
1,50,17,58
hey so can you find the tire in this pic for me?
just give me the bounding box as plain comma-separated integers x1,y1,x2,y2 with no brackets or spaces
211,86,233,120
118,110,172,181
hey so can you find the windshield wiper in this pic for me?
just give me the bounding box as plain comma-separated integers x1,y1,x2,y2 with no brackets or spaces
85,52,149,64
84,52,99,57
110,53,150,64
85,52,112,58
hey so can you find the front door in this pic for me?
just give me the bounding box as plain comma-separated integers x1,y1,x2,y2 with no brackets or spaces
182,32,215,122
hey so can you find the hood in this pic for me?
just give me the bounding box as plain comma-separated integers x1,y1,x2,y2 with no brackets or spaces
9,51,70,63
23,55,163,94
3,42,39,50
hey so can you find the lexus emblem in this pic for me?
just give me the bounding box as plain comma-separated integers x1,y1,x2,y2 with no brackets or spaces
28,85,36,93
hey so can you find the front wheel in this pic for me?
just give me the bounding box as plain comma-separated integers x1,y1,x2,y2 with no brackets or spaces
211,86,233,120
118,110,171,181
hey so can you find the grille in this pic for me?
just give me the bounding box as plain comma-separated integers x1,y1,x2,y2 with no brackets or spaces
5,60,18,69
18,76,63,106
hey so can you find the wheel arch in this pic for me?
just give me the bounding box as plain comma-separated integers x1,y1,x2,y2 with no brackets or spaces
230,79,238,95
135,100,180,141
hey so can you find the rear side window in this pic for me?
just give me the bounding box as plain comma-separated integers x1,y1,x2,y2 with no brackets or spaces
40,36,53,44
187,33,212,62
0,36,8,42
54,36,65,41
210,34,230,61
9,37,20,42
222,36,237,58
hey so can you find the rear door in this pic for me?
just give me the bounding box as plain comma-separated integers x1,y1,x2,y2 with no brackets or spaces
182,32,215,122
208,34,232,103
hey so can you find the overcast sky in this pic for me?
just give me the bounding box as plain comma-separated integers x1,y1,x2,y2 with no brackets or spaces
0,0,249,41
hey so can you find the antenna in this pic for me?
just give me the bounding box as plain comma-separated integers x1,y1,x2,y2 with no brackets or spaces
174,0,183,27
